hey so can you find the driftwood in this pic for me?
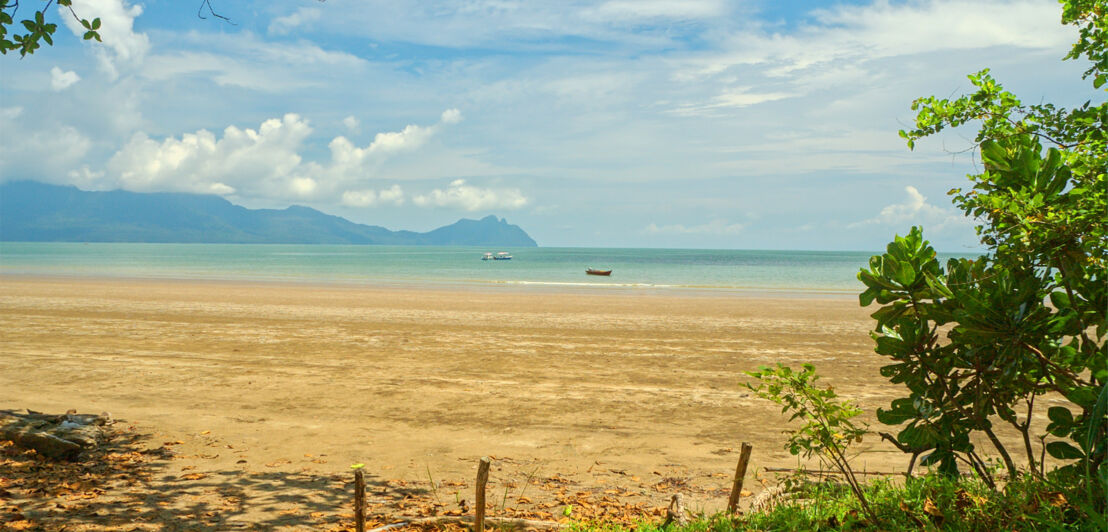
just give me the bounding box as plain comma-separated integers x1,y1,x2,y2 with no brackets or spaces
0,409,112,461
661,493,689,527
761,467,906,477
747,484,797,514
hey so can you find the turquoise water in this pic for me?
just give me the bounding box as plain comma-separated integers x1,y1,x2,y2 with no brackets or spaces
0,242,973,293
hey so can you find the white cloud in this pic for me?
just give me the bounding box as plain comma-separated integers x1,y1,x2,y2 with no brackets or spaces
59,0,149,78
343,116,360,131
671,86,794,116
290,177,317,196
141,33,368,92
583,0,725,22
441,108,462,124
645,219,745,235
341,185,405,207
295,0,724,51
0,106,22,121
268,7,323,35
0,107,92,183
413,179,528,211
106,113,312,197
100,110,463,202
378,184,404,204
682,0,1071,79
341,189,376,207
50,67,81,91
325,110,462,175
667,0,1073,119
849,186,970,232
66,166,107,189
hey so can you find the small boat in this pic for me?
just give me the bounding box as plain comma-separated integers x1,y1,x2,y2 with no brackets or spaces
586,268,612,276
481,252,494,260
494,252,513,260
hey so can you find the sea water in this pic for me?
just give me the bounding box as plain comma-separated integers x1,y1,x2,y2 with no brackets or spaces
0,242,976,294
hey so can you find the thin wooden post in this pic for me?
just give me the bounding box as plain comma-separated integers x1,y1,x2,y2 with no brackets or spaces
475,457,491,532
355,468,366,532
726,442,753,514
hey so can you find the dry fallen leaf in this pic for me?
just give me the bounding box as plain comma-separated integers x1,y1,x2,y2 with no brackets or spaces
1046,492,1067,508
923,498,943,518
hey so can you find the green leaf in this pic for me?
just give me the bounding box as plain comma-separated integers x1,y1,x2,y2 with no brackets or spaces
1045,441,1084,460
859,288,877,307
1086,382,1108,457
1047,406,1074,426
893,260,916,287
92,17,101,30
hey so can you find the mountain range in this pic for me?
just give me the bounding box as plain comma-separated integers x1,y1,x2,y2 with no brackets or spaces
0,181,537,246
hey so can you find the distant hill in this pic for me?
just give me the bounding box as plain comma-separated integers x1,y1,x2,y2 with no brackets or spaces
0,181,537,246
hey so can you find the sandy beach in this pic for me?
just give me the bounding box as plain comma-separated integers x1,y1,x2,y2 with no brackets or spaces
0,276,938,529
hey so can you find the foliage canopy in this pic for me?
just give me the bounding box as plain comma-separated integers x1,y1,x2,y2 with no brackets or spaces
1,0,100,56
859,0,1106,509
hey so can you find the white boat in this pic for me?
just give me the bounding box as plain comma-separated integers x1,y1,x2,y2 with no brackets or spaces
482,252,494,260
494,251,513,260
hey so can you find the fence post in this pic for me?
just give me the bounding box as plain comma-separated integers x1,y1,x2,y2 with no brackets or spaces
475,457,491,532
355,468,366,532
726,442,753,514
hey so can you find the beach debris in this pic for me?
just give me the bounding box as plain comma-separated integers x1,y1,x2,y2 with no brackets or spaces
661,493,690,527
0,409,112,461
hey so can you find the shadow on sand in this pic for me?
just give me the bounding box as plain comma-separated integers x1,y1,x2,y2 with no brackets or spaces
0,422,424,531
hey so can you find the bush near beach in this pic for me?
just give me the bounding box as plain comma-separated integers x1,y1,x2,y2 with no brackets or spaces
635,1,1107,530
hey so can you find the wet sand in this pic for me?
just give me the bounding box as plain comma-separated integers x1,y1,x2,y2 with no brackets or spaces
0,276,927,528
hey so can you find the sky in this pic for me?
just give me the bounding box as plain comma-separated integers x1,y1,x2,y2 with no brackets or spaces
0,0,1097,251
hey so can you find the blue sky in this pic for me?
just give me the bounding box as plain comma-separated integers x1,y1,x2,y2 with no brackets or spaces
0,0,1097,250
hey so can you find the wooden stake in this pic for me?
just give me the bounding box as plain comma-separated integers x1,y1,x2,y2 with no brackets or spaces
726,442,753,514
355,468,366,532
475,457,491,532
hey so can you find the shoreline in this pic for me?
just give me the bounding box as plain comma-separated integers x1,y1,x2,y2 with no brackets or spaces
0,272,861,300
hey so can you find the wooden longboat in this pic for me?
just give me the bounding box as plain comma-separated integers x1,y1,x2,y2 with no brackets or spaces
585,268,612,276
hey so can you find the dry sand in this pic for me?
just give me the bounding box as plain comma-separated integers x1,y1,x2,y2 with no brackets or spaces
0,276,1010,529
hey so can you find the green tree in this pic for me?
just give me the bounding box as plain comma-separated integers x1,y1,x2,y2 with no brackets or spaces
1,0,100,56
858,0,1106,506
1,0,233,57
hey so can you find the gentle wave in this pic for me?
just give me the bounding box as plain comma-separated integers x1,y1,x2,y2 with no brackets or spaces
493,280,676,288
1,242,975,293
